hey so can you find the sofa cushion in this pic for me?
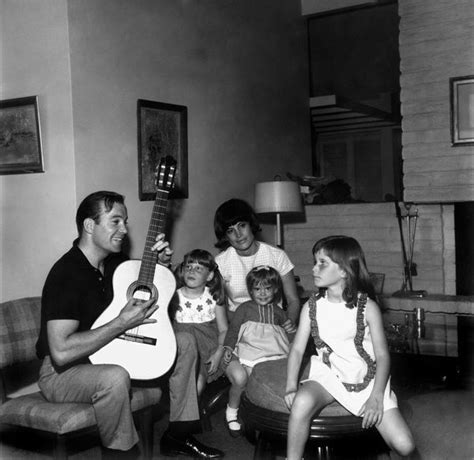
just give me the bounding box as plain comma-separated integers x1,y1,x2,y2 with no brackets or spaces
0,387,161,435
246,358,351,416
0,297,41,367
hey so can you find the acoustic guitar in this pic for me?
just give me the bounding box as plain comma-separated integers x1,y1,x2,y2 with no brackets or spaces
90,156,177,380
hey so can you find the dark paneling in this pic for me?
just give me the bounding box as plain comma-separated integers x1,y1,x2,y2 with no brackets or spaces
308,3,400,100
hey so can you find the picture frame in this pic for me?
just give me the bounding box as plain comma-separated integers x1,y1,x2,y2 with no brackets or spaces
0,96,44,175
450,75,474,146
137,99,188,200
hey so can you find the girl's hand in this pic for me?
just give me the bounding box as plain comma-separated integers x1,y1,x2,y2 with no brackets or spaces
206,350,223,375
284,389,297,410
282,318,297,334
220,347,233,370
358,393,384,429
151,233,173,266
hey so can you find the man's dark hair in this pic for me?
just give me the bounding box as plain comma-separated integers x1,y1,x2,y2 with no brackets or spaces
76,191,125,237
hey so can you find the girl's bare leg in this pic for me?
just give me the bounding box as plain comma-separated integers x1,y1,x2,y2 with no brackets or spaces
225,360,248,408
287,381,334,460
225,360,248,434
376,408,416,457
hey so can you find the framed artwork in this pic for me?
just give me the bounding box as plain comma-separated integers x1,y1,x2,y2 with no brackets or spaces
0,96,44,175
137,99,188,200
450,75,474,146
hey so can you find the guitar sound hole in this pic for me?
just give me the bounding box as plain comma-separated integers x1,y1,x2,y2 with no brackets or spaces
127,282,159,303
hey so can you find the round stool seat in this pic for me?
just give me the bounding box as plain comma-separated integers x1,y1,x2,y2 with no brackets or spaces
241,358,388,459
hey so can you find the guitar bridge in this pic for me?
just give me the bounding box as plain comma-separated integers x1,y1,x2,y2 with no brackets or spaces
118,332,157,345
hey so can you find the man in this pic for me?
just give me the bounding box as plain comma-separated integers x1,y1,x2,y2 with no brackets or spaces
36,191,224,458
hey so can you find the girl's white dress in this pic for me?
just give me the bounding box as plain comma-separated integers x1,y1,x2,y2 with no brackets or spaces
172,286,223,382
302,293,398,416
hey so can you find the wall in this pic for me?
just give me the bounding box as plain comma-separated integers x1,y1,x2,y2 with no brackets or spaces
301,0,378,16
285,203,455,296
0,0,311,301
67,0,311,266
0,0,76,301
399,0,474,202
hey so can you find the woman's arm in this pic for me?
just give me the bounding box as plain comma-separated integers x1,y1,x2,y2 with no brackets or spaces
358,299,391,428
206,304,229,374
215,304,229,347
281,269,301,327
285,303,311,409
221,303,248,369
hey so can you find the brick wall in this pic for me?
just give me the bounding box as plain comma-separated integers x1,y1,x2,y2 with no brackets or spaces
285,203,455,296
399,0,474,202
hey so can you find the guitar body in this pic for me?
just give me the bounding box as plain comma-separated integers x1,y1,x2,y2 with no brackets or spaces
90,260,177,380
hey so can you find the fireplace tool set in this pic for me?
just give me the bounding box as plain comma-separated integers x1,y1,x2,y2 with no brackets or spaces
392,201,427,298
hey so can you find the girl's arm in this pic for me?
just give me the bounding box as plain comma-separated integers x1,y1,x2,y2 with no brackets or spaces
221,303,248,369
285,303,311,409
281,270,300,328
358,299,391,428
206,304,228,374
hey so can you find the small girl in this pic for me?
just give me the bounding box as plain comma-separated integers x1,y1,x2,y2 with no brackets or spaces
222,265,291,437
285,236,415,460
172,249,228,396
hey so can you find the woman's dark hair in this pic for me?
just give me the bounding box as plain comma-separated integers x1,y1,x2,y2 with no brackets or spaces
214,198,261,250
245,265,283,305
174,249,227,306
76,191,125,237
312,235,375,306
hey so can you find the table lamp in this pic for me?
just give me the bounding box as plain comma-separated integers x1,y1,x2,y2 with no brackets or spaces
254,180,303,248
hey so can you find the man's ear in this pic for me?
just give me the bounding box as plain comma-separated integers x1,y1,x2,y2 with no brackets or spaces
83,218,95,235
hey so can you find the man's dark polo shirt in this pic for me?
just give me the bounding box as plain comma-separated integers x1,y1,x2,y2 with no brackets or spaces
36,245,127,369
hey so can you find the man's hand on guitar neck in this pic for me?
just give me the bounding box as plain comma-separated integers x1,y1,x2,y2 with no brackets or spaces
118,297,159,330
151,233,174,267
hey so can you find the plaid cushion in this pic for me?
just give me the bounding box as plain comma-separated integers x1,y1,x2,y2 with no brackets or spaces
0,297,41,367
0,387,161,434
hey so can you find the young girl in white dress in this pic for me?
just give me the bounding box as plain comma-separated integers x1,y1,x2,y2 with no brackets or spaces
172,249,228,396
285,236,415,460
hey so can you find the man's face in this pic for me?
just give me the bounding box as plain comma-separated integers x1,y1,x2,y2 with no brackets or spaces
91,202,128,255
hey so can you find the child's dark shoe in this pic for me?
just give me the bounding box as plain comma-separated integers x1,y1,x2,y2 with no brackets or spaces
225,417,242,438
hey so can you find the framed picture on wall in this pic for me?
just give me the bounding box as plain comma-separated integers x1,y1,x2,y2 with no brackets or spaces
0,96,44,175
450,75,474,146
137,99,188,200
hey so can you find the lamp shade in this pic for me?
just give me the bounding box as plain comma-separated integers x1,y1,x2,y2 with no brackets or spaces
254,181,303,214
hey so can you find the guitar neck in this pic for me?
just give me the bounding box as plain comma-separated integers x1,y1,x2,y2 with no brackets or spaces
138,189,169,285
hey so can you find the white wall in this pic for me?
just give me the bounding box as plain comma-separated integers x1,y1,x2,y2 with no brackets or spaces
0,0,76,301
67,0,312,267
0,0,312,301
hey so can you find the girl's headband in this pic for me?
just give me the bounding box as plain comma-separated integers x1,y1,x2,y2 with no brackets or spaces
251,265,271,272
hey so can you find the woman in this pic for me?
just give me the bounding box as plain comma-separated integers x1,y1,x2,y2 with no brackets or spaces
214,198,300,328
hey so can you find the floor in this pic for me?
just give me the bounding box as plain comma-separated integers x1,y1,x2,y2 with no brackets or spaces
1,376,473,459
0,402,257,460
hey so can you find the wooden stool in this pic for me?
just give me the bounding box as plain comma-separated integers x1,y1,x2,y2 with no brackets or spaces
241,359,389,460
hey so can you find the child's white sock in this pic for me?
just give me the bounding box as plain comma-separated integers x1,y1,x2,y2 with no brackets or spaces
226,405,241,430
